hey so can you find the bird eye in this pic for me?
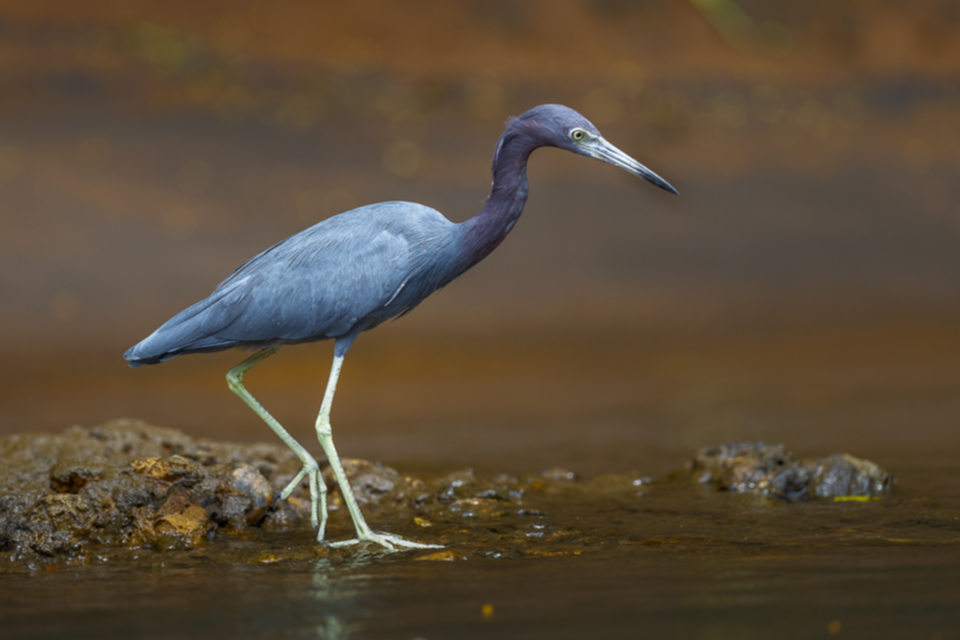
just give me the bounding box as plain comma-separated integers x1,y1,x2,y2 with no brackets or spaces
570,128,586,141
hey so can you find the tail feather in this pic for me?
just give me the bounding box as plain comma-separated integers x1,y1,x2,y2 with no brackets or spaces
124,277,254,367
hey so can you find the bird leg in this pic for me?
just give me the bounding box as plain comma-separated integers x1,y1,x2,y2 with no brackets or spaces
227,346,329,540
315,340,442,551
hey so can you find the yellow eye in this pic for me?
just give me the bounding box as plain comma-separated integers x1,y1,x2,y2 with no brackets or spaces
570,128,586,141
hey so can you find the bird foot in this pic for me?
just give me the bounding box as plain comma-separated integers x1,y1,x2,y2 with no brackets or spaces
327,531,443,552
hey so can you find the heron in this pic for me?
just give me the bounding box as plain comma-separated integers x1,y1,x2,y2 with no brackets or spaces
125,104,677,551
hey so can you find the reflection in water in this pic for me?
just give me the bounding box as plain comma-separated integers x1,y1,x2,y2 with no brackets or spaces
308,561,373,640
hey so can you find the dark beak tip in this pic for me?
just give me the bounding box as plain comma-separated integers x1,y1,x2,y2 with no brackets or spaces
649,176,679,196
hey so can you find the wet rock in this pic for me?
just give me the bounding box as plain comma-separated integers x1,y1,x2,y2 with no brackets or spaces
327,459,405,506
259,499,304,532
0,420,310,566
690,442,893,502
226,464,274,524
153,490,214,546
691,442,799,497
0,420,899,567
205,463,276,529
429,468,500,504
49,456,110,493
808,454,893,498
131,455,204,486
14,494,94,559
1,421,538,565
438,498,510,521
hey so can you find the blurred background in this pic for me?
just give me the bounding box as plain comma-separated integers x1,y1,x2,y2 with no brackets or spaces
1,0,959,477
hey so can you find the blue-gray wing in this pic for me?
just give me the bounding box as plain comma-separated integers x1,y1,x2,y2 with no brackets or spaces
125,202,455,366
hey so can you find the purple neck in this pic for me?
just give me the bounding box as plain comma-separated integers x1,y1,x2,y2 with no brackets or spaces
456,124,544,272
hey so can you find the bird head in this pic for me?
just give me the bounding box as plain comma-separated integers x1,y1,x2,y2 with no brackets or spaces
515,104,678,195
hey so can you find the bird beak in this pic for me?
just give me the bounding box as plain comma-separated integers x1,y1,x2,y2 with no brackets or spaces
585,137,679,195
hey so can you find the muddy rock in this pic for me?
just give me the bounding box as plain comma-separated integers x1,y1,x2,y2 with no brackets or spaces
0,420,897,568
131,455,204,485
323,462,519,514
326,459,409,507
0,422,539,565
690,442,893,502
808,453,893,498
437,498,511,521
226,464,274,524
0,420,309,565
152,490,215,546
49,456,111,493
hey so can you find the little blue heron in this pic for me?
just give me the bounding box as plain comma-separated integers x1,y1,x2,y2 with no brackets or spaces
125,104,677,551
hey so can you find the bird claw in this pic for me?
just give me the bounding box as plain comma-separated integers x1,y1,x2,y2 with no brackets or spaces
328,531,443,552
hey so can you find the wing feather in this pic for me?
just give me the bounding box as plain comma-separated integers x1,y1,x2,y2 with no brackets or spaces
125,201,458,366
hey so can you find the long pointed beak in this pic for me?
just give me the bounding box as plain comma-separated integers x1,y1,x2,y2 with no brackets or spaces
586,137,679,195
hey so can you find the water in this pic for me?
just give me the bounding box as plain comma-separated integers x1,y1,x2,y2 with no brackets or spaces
3,458,959,638
11,550,960,639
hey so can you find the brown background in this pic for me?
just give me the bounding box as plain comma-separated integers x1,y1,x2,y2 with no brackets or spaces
1,0,959,476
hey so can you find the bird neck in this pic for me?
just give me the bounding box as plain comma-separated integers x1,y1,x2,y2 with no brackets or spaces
458,124,543,270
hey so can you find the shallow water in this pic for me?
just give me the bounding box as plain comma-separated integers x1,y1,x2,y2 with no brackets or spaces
9,548,960,639
3,457,959,639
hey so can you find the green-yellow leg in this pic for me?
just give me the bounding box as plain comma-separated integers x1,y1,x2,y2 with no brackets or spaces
227,346,329,541
316,338,442,551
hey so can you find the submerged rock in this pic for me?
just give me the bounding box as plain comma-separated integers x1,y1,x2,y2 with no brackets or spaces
690,442,893,502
